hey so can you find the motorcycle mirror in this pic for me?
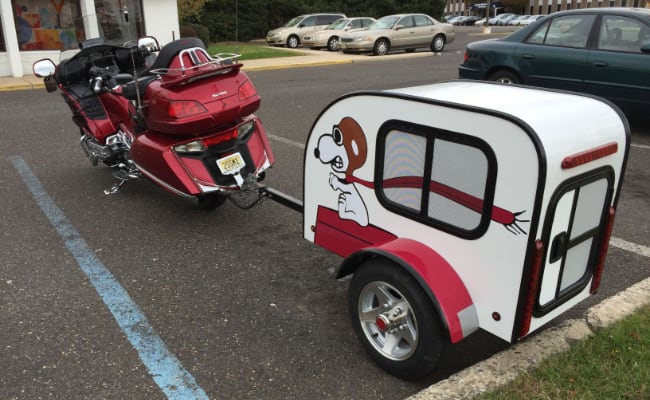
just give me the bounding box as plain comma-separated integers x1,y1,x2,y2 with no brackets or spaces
33,59,56,78
138,36,160,53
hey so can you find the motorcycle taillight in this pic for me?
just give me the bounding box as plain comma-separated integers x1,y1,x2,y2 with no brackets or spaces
167,100,207,119
238,80,257,101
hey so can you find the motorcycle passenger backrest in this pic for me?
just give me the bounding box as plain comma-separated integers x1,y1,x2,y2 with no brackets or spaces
143,37,206,76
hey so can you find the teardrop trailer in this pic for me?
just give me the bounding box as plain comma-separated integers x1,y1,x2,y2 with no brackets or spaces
255,80,630,380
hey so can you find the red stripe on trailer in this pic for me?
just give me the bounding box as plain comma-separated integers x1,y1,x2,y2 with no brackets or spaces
314,206,397,258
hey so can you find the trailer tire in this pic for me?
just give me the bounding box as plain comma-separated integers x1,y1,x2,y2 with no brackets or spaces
348,259,446,380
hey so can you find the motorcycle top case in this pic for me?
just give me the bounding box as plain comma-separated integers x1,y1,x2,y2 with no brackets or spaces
142,64,261,136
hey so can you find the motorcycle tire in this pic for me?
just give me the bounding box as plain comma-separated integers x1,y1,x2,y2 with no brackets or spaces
197,193,228,210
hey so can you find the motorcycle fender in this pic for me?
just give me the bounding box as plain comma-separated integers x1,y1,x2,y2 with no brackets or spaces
337,238,479,343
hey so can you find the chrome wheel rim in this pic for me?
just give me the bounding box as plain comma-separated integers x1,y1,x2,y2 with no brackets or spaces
376,41,388,55
357,281,418,361
433,36,444,52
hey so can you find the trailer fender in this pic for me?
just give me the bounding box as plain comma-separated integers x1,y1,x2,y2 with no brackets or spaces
337,238,479,343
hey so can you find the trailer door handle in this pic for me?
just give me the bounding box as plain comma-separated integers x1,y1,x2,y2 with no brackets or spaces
550,232,567,263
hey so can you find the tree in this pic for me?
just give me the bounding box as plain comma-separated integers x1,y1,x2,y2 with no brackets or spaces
178,0,207,23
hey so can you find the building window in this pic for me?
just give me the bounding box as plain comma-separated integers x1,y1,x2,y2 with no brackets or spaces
13,0,85,50
95,0,144,45
377,121,497,239
0,16,5,51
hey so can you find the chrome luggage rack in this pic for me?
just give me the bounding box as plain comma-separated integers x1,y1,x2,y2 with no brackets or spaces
148,47,242,77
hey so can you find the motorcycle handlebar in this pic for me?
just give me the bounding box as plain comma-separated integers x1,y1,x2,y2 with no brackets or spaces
92,76,103,94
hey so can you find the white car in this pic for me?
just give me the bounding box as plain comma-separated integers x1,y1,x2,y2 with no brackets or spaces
266,13,345,48
519,15,546,26
302,17,376,51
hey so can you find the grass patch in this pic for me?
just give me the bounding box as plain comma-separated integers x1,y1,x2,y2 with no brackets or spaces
206,42,305,61
477,304,649,400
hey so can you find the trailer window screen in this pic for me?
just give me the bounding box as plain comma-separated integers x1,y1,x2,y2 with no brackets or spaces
378,121,496,239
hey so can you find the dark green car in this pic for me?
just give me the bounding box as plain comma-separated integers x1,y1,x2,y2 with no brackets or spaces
459,8,650,118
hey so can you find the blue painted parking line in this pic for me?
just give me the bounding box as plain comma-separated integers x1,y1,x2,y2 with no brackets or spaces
11,156,209,400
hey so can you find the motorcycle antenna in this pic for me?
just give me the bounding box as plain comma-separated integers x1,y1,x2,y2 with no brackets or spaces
129,42,145,126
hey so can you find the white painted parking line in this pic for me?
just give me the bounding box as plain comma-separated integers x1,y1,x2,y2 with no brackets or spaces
11,156,209,400
268,132,306,149
631,143,650,150
610,236,650,258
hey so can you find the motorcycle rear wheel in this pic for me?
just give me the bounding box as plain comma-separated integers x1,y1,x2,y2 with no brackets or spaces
197,193,228,210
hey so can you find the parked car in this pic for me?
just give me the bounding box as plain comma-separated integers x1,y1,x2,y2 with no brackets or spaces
339,13,455,55
302,17,376,51
474,18,488,26
454,16,482,26
496,14,519,25
519,15,546,26
507,15,531,25
266,13,346,48
489,13,515,25
458,7,650,118
446,16,465,25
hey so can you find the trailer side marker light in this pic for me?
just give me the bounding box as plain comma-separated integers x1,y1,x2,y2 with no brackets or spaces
591,207,615,294
561,142,618,169
519,240,544,339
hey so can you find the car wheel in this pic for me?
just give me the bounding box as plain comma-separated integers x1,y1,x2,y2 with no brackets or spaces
488,70,520,84
197,192,228,210
286,35,299,48
349,259,446,380
373,39,389,56
327,36,339,51
431,35,445,52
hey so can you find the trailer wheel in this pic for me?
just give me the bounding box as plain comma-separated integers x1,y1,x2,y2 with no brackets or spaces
349,259,446,380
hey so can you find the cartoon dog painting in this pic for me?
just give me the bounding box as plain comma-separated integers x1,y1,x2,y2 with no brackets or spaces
314,117,369,226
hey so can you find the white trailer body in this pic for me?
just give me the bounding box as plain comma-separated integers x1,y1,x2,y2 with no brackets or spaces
301,81,629,378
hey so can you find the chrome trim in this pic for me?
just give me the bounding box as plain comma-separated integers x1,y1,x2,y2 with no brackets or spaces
133,162,194,198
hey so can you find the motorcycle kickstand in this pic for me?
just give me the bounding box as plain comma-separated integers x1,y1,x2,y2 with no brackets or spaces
104,179,127,195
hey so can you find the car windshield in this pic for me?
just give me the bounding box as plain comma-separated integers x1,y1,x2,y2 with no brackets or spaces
369,16,399,30
282,16,303,27
327,19,349,30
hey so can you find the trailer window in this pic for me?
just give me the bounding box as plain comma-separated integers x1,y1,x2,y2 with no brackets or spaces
377,121,496,238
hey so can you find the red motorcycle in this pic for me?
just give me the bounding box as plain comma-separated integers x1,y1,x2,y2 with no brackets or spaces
33,37,274,209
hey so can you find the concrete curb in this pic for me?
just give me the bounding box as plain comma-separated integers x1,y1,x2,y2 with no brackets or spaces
406,276,650,400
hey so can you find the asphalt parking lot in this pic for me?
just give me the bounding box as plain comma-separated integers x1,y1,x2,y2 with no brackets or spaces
1,30,649,399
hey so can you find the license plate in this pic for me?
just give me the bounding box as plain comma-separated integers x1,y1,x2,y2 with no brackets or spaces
216,152,246,175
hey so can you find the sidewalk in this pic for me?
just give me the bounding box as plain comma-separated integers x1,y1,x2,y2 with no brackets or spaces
0,49,428,91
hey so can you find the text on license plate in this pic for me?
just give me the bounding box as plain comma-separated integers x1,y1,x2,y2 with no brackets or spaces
216,152,246,175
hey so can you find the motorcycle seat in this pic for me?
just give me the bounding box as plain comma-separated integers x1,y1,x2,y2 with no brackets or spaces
121,75,158,101
141,37,206,76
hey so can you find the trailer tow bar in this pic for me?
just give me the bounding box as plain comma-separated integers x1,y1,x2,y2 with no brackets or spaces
259,185,304,213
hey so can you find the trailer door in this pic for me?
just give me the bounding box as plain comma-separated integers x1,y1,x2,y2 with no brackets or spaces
536,169,614,314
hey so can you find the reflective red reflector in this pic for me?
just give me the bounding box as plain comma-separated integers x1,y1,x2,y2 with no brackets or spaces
519,240,544,339
561,142,618,169
591,207,615,294
238,80,257,101
202,128,238,147
376,315,389,332
167,100,207,119
463,51,469,63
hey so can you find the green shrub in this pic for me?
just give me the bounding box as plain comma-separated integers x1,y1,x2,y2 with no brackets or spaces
180,24,210,47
